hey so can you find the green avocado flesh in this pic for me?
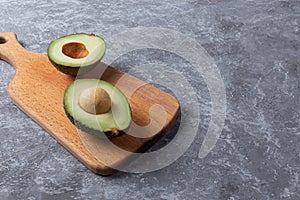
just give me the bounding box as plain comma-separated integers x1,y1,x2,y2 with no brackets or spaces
64,79,131,136
48,33,106,76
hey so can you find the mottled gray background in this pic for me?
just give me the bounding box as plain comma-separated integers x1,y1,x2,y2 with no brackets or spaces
0,0,299,199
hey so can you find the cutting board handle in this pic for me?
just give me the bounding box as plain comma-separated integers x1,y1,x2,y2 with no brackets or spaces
0,32,29,67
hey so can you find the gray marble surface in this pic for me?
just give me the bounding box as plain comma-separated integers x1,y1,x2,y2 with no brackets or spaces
0,0,299,199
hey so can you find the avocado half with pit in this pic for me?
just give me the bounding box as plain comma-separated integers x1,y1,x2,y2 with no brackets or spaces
64,79,131,138
48,33,106,76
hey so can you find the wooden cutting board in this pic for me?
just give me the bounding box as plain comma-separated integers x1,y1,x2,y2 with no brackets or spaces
0,32,180,175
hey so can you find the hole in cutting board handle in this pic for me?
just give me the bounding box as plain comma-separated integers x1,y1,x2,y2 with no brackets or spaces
0,37,7,44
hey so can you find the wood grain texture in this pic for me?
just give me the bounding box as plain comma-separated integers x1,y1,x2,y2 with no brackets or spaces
0,32,180,175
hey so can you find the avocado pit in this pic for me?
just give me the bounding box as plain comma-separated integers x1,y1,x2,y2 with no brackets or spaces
62,42,89,59
79,87,111,115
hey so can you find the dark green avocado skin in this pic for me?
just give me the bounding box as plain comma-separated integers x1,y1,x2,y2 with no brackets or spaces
49,59,100,76
63,102,125,139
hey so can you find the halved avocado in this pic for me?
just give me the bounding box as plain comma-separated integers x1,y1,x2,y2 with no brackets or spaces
48,33,106,76
64,79,131,138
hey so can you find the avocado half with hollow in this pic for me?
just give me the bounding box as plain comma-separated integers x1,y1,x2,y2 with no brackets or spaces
48,33,106,76
64,79,132,138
